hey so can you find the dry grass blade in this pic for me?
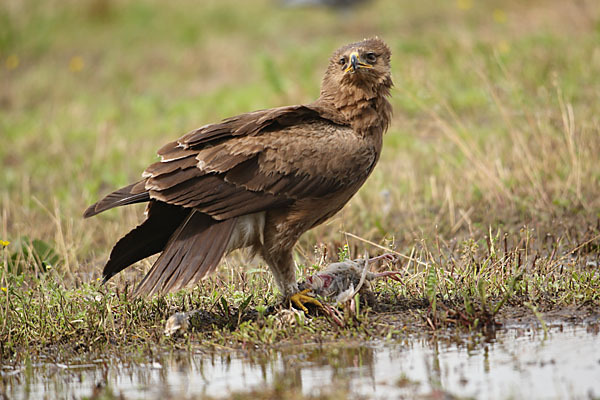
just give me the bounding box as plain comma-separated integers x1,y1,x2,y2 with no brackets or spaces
342,231,429,267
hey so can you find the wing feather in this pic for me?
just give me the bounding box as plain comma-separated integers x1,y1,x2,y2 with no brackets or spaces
134,211,237,296
145,167,203,191
83,181,150,218
143,155,198,178
102,202,189,282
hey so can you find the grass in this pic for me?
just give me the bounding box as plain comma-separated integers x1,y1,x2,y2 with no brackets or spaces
1,0,600,370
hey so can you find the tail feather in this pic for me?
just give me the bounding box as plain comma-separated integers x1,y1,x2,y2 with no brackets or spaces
84,180,150,218
102,202,190,282
134,211,237,297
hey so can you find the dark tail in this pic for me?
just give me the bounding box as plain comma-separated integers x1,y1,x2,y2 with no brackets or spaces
84,180,150,218
102,201,190,282
134,211,237,297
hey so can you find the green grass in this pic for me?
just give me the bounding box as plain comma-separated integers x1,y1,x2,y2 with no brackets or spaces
1,0,600,364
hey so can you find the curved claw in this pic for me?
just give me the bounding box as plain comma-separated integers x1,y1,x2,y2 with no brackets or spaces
290,289,324,313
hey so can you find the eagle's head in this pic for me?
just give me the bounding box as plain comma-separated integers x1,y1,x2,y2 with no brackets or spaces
321,37,393,102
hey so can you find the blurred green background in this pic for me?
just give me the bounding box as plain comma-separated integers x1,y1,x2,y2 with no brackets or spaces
1,0,599,273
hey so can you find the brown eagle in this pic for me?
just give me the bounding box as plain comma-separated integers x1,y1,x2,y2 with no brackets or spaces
84,38,393,309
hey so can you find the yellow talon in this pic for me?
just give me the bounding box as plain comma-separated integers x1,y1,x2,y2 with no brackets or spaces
290,289,323,313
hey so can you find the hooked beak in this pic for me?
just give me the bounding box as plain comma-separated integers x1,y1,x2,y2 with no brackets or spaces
345,51,373,73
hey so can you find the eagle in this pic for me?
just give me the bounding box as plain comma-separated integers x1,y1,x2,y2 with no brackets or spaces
84,38,393,310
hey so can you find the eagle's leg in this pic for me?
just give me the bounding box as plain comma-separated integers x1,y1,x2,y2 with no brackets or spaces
260,246,298,296
260,245,323,312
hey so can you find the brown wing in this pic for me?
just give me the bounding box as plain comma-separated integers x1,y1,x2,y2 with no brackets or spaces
140,105,376,221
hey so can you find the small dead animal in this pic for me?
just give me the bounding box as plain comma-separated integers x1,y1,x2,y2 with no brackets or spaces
298,253,402,304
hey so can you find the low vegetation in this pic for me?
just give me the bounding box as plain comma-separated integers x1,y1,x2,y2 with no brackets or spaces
1,0,599,368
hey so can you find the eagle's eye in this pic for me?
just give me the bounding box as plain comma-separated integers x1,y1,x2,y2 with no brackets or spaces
365,52,377,64
339,57,346,66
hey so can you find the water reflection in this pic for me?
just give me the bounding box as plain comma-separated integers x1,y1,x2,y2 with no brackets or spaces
3,322,599,399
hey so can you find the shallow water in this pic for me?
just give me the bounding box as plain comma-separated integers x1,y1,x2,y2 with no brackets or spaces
3,321,600,399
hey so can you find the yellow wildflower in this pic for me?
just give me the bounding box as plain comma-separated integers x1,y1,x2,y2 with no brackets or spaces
5,55,19,70
497,40,511,55
493,9,507,24
1,287,7,293
456,0,472,11
69,56,85,72
0,240,9,247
